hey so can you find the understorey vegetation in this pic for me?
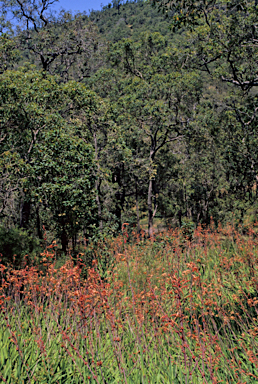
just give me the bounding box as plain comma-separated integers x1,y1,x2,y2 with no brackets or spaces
1,224,258,383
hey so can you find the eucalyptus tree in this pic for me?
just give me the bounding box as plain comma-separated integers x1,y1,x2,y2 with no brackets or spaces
0,67,98,251
0,34,21,73
151,0,258,91
0,0,101,81
151,0,258,221
31,129,97,252
218,93,258,220
108,33,203,236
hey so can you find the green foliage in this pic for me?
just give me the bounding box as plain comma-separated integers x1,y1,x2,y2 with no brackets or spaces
90,0,173,43
0,67,98,251
1,0,100,80
181,218,195,239
151,0,258,91
31,129,97,251
0,226,40,267
0,0,258,251
0,33,20,73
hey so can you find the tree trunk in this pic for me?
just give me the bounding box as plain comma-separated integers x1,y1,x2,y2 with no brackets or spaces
20,200,31,229
96,180,103,232
136,181,140,233
61,229,69,254
113,164,125,232
36,206,43,239
148,178,154,237
72,234,77,253
115,191,122,231
93,129,103,232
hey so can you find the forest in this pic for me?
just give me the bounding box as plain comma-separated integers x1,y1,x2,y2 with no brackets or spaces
0,0,257,259
0,0,258,383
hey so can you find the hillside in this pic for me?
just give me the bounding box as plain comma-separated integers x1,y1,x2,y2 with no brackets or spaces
90,0,173,42
0,0,257,256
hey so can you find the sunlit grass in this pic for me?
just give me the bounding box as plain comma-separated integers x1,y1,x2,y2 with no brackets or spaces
1,223,258,383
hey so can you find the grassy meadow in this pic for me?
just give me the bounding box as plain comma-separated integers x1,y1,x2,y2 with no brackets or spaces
0,223,258,383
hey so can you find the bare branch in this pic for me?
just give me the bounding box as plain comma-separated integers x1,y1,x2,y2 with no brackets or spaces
221,76,258,90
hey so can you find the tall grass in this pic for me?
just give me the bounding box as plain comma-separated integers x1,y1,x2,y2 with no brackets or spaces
0,223,258,383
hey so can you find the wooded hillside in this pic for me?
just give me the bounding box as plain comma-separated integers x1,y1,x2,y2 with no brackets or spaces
0,0,257,259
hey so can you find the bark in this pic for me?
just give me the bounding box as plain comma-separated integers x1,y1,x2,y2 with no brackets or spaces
148,178,154,237
61,229,69,254
96,181,103,232
136,181,140,233
115,190,122,232
20,201,31,228
93,129,103,232
36,206,43,239
113,164,125,232
72,234,77,253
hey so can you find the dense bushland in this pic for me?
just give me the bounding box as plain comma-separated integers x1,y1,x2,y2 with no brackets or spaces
1,0,258,248
1,224,258,383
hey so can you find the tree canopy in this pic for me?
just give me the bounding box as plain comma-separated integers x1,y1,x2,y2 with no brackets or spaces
0,0,257,258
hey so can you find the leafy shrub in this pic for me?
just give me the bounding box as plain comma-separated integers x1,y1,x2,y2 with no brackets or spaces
0,226,40,268
181,217,195,240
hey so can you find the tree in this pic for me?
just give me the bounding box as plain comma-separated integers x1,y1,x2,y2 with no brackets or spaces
0,0,101,81
0,67,98,251
31,130,97,253
151,0,258,223
108,33,202,236
0,34,21,73
0,67,65,229
150,0,258,92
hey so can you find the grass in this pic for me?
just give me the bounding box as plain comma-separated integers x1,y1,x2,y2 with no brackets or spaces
0,223,258,383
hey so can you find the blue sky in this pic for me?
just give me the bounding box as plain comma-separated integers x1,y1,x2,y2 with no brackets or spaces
3,0,111,32
51,0,111,14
